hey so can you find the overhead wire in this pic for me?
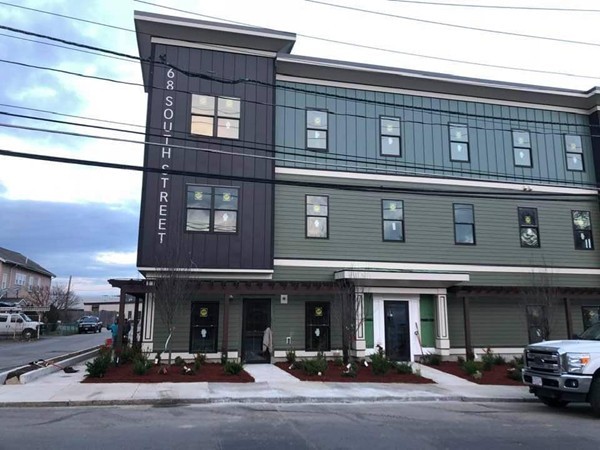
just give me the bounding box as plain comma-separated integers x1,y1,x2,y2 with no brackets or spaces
384,0,600,13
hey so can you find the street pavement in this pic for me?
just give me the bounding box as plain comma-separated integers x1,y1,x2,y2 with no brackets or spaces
0,360,534,408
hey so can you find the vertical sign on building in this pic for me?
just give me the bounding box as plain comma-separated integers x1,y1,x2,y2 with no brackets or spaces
157,67,176,244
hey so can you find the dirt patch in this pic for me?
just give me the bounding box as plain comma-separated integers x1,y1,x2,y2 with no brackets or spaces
81,363,254,383
275,362,434,383
426,361,523,386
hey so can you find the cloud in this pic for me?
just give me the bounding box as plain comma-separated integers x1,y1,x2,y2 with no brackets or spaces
95,251,137,265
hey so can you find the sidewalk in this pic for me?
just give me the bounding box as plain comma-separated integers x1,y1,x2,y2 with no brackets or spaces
0,361,533,408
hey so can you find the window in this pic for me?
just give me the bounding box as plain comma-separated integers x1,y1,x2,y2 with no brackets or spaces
190,302,219,353
380,117,401,156
306,195,328,239
306,110,328,151
526,305,548,343
449,124,469,162
186,185,239,233
572,210,594,250
582,306,600,330
0,315,6,323
1,273,7,289
565,135,584,171
453,204,475,245
382,200,404,241
28,276,33,289
305,302,330,351
512,130,532,167
191,94,240,139
518,207,540,248
15,273,26,286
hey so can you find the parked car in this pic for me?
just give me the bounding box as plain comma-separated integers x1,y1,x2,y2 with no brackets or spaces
78,316,103,333
0,312,41,339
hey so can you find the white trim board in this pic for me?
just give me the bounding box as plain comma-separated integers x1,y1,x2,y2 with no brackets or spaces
276,74,592,115
274,259,600,276
335,270,469,282
362,287,447,295
275,167,597,195
151,37,276,57
138,267,274,274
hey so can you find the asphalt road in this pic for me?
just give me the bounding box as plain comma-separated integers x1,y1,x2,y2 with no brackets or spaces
0,330,107,372
0,402,598,449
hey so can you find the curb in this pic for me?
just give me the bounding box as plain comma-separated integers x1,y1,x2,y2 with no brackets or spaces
0,395,537,408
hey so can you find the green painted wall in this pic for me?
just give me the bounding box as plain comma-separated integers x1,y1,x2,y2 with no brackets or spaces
276,81,595,187
274,183,600,272
419,295,435,347
364,293,374,348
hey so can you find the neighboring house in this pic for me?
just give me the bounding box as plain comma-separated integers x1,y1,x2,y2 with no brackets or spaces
83,295,142,324
122,11,600,363
0,247,55,305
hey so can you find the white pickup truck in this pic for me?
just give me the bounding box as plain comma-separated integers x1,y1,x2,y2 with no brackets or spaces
0,312,41,339
522,322,600,415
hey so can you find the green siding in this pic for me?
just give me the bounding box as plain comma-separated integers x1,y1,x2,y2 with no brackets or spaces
364,293,374,348
448,296,465,348
274,183,600,274
276,81,595,187
419,295,435,347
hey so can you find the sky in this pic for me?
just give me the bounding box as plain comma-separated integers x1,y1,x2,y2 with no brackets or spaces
0,0,598,299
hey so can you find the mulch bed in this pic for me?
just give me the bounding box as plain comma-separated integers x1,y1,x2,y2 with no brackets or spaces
427,361,523,386
81,363,254,383
275,362,434,383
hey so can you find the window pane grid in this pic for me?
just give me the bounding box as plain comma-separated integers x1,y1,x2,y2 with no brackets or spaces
573,210,594,250
512,130,532,167
306,195,329,239
306,110,328,151
191,94,240,139
518,207,540,248
305,302,331,351
186,185,239,233
453,204,475,245
449,124,469,162
380,117,401,157
382,200,404,241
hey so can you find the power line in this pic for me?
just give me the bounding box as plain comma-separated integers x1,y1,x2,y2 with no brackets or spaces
385,0,600,13
0,147,593,200
307,0,600,49
1,115,597,189
133,0,600,80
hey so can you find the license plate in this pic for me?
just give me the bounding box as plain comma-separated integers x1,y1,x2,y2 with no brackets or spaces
532,376,543,386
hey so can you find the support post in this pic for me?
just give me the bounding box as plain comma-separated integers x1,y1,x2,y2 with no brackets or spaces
564,297,573,339
352,292,366,357
222,294,230,359
115,289,126,354
132,295,140,346
462,296,473,359
435,294,450,356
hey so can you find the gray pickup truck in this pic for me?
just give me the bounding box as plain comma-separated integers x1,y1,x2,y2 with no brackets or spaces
522,322,600,415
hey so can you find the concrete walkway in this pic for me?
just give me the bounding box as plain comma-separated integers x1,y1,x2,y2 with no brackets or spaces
0,361,533,408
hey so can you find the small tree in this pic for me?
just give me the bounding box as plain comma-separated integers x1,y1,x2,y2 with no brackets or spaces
25,286,51,308
48,284,81,321
153,252,195,365
522,267,561,343
334,277,365,365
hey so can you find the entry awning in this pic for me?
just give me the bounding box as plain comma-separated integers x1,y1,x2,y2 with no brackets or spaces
334,269,469,288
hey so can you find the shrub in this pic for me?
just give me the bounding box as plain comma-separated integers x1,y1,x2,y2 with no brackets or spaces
174,356,185,366
120,345,142,364
333,356,344,367
85,354,111,378
395,362,413,375
493,355,506,365
481,348,495,371
301,358,328,376
194,353,206,371
421,353,442,366
223,361,244,375
507,356,524,381
341,362,358,378
220,353,228,365
370,346,392,375
462,359,482,376
133,355,152,375
285,349,296,364
456,356,465,365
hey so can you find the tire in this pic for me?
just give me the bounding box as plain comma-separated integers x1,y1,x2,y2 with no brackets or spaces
538,395,569,408
22,329,34,340
589,377,600,417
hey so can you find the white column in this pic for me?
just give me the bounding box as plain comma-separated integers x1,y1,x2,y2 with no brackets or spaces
352,292,366,356
435,294,450,356
141,293,155,353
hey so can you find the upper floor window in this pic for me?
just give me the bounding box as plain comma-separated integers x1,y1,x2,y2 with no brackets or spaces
15,273,26,286
306,110,328,151
186,185,239,233
572,210,594,250
380,117,401,157
512,130,532,168
306,195,328,239
565,135,584,171
453,204,475,245
382,200,404,241
518,207,540,248
1,273,7,289
449,124,469,162
191,95,240,139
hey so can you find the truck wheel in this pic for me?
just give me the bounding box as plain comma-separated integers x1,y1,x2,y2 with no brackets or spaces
589,377,600,417
22,329,34,340
538,396,569,408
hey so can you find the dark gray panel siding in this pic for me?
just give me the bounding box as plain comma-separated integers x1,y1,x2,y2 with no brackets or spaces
139,44,275,269
274,183,600,270
276,81,596,187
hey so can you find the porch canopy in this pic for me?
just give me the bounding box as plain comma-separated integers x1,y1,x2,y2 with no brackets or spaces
334,269,470,288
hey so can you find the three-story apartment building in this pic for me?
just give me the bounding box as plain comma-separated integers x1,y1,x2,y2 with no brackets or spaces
131,11,600,362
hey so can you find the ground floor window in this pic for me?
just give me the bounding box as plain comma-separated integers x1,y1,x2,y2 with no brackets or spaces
190,302,219,353
305,302,330,351
582,306,600,330
526,305,548,343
